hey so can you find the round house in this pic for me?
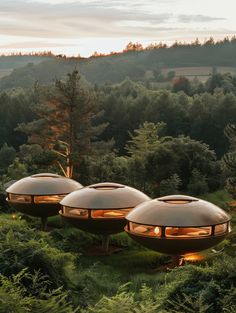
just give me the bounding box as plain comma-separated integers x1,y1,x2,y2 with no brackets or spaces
6,173,83,229
125,195,231,256
60,182,150,251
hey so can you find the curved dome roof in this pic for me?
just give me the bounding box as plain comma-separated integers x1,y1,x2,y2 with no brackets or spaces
60,182,151,209
126,194,230,227
6,173,83,195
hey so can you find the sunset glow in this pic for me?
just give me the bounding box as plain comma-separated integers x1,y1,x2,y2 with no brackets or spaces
0,0,235,57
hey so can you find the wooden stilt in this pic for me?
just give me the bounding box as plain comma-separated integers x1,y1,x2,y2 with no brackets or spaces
102,235,110,252
41,216,48,231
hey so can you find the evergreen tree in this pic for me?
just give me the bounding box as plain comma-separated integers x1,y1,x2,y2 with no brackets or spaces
17,70,106,178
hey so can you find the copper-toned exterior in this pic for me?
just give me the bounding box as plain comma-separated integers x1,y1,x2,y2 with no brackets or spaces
60,182,151,235
6,173,83,217
60,182,150,209
6,173,82,195
125,195,231,255
126,229,229,255
127,195,230,227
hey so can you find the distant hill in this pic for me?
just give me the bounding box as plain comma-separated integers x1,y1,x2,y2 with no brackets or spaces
1,39,236,90
0,55,55,70
0,55,55,85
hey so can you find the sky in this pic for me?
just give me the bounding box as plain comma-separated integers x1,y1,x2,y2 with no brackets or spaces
0,0,235,57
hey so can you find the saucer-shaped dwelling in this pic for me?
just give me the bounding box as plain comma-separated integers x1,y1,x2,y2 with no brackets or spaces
125,195,231,257
60,182,150,251
6,173,83,230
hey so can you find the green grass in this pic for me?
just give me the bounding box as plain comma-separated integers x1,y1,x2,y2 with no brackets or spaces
1,190,235,311
200,189,232,208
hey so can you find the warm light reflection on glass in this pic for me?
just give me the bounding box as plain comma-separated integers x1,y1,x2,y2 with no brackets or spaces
215,223,227,235
163,200,192,204
9,194,31,203
130,223,161,237
93,187,117,190
64,207,88,218
91,208,130,218
34,195,65,203
165,226,211,237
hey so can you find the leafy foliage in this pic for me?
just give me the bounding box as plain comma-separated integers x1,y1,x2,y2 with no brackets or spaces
82,284,160,313
0,219,75,289
0,270,78,313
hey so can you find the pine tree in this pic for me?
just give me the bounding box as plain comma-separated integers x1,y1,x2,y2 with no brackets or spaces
17,70,105,178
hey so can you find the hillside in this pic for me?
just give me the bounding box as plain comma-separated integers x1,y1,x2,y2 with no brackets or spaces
1,39,236,90
0,55,56,86
0,190,235,312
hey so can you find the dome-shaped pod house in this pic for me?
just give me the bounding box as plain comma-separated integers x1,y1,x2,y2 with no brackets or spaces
60,182,151,253
6,173,83,230
125,195,231,266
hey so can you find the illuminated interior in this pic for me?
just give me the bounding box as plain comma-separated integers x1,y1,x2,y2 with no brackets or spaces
130,222,161,237
129,222,229,238
63,207,89,218
34,195,65,203
8,193,65,204
163,200,192,204
90,185,124,191
91,209,131,218
165,226,211,237
63,207,131,219
8,194,31,203
214,223,227,235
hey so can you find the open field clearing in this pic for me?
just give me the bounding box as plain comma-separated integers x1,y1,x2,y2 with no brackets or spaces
0,68,13,79
162,66,236,82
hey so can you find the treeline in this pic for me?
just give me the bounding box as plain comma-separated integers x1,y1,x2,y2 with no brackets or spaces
1,72,236,197
1,37,236,89
91,36,236,57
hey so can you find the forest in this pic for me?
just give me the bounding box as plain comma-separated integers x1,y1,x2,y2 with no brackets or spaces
0,43,236,312
1,36,236,89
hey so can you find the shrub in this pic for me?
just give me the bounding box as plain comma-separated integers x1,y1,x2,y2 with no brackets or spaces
82,284,160,313
0,219,75,289
0,269,78,313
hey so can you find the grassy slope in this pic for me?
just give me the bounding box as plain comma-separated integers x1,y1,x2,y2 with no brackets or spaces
1,188,236,311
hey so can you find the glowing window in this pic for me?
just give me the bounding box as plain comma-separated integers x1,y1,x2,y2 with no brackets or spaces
9,194,31,203
64,207,88,218
93,187,117,190
91,208,131,218
34,195,65,203
163,200,192,204
130,222,161,237
215,223,227,235
165,226,212,238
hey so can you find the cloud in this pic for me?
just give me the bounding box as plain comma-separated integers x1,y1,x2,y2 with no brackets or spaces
0,40,72,49
178,14,226,23
0,0,174,39
0,0,233,56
